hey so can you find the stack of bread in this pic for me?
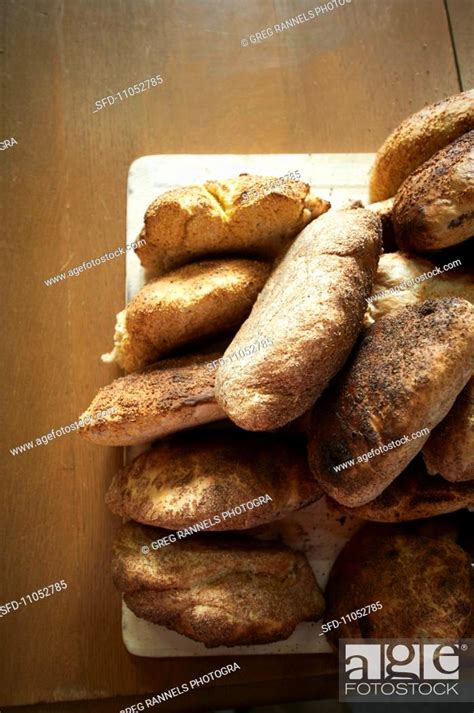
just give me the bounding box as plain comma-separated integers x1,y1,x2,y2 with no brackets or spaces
79,89,474,650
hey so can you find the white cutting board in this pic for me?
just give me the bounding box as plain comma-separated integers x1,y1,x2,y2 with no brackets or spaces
122,154,374,657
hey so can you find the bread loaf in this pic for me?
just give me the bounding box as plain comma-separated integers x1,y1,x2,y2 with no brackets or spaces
324,523,471,648
136,175,330,274
365,251,474,327
215,208,382,431
106,431,322,529
112,522,325,648
308,298,474,507
393,130,474,252
369,89,474,201
102,258,271,372
332,457,474,521
78,349,225,446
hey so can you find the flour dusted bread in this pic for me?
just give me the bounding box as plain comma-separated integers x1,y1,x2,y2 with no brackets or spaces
215,208,382,431
324,523,471,647
102,258,271,372
369,89,474,202
112,522,325,647
365,251,474,326
106,431,322,529
423,378,474,481
308,298,474,507
393,130,474,252
333,457,474,521
135,175,330,274
78,350,225,446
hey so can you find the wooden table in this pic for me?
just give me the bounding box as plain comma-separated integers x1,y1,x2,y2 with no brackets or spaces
1,0,472,709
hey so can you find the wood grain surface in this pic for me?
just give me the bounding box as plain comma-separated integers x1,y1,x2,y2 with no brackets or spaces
447,0,474,90
0,0,471,709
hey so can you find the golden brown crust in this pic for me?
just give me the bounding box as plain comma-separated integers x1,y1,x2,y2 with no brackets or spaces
78,350,225,446
136,175,330,274
215,209,382,431
112,522,325,648
102,259,271,372
393,130,474,252
324,523,471,647
423,378,474,481
106,431,322,529
369,89,474,201
332,457,474,522
364,251,474,327
308,298,474,507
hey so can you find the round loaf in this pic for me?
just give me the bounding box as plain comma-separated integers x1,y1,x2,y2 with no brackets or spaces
102,258,271,372
308,298,474,507
393,130,474,252
369,89,474,202
324,523,471,647
106,431,322,529
423,378,474,482
112,522,325,648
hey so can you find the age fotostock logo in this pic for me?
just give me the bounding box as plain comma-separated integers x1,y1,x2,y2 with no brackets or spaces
339,640,474,702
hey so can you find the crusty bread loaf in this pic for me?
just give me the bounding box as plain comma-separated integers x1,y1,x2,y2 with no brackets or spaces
369,89,474,201
393,130,474,252
78,350,225,446
324,523,471,648
308,298,474,507
332,457,474,521
106,431,322,529
365,251,474,327
102,259,271,372
215,209,382,431
112,522,325,648
135,175,330,274
423,378,474,482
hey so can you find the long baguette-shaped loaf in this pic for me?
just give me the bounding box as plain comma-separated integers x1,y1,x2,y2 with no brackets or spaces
214,209,382,430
